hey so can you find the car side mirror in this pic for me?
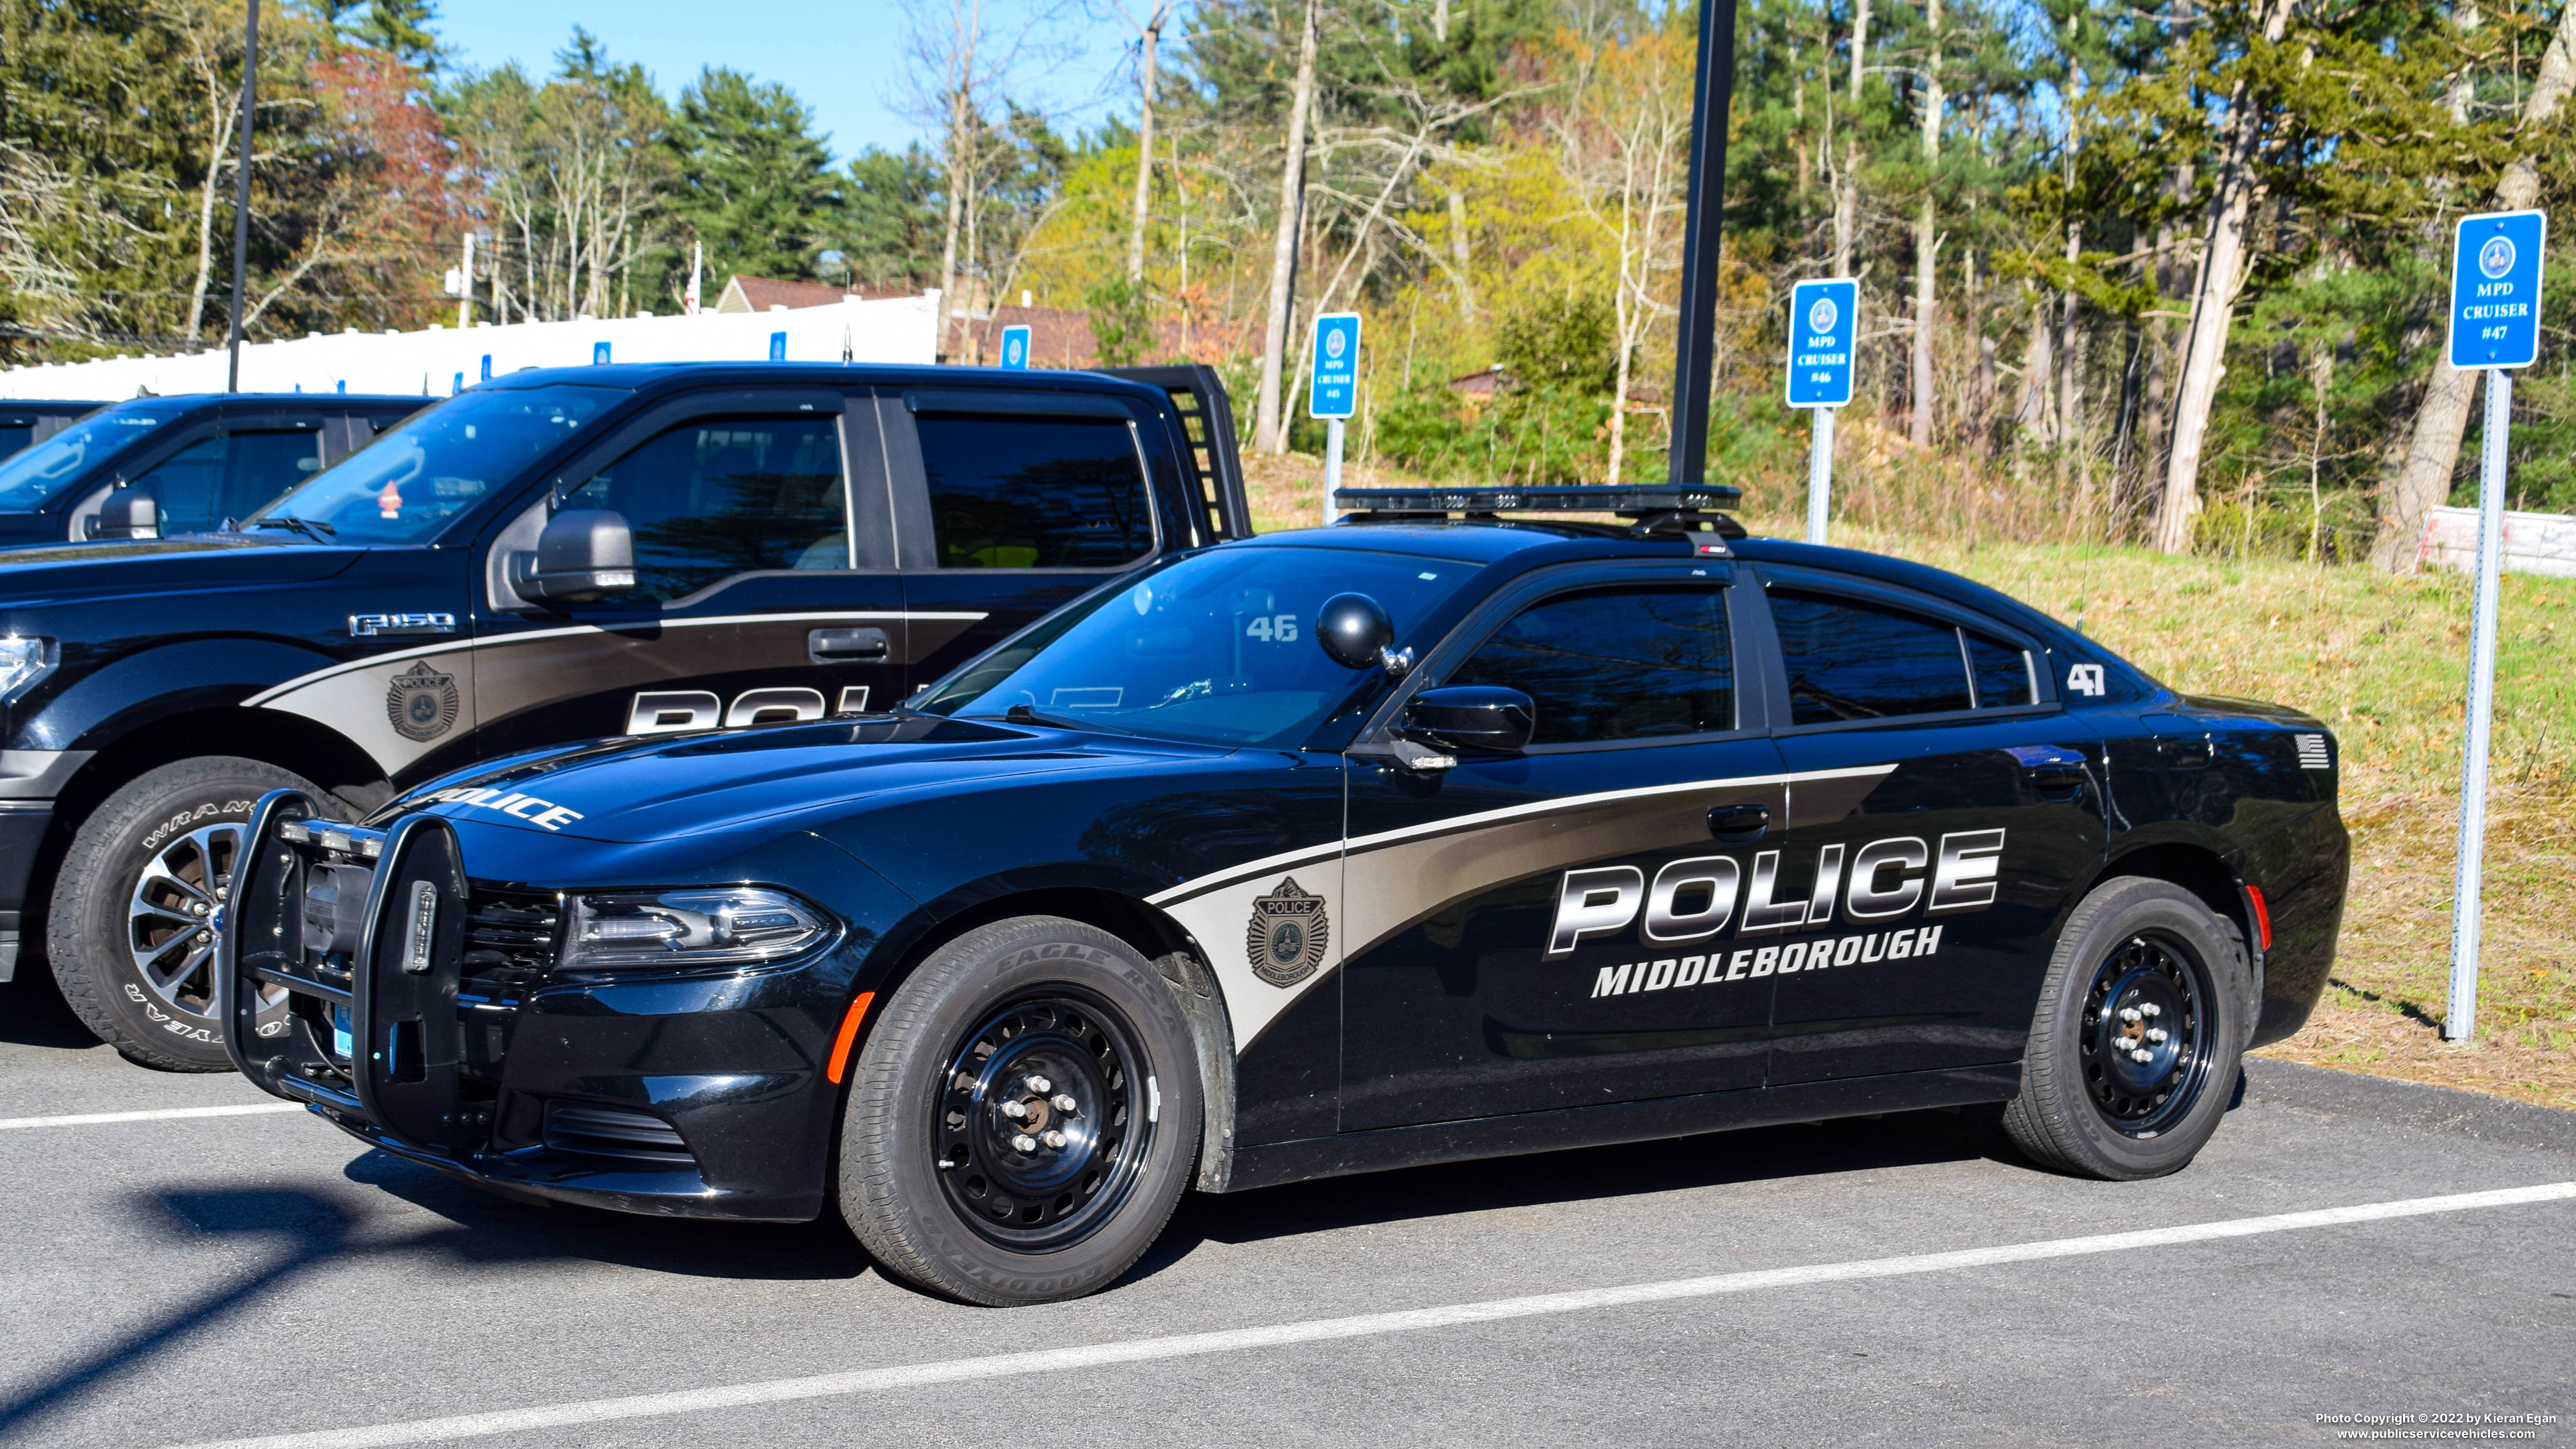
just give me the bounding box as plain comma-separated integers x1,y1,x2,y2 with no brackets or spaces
1402,685,1535,754
1317,593,1411,675
511,508,636,604
88,484,158,541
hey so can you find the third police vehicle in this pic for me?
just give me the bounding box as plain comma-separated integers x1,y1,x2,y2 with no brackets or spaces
216,485,2348,1306
0,362,1245,1068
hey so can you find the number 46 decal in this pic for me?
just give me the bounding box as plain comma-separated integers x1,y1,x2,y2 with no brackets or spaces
1245,613,1300,642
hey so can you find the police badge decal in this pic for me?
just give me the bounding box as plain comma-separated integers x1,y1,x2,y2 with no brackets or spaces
386,660,460,742
1245,877,1330,988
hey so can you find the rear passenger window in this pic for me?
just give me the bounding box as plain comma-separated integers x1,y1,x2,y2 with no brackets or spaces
128,428,322,535
564,415,847,600
1770,589,2036,723
916,415,1153,568
1445,586,1733,744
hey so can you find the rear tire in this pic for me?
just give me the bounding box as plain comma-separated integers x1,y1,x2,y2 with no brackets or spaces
2001,877,2249,1180
839,916,1200,1306
47,757,337,1072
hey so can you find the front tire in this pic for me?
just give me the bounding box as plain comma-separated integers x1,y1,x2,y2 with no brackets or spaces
2001,877,2249,1180
840,916,1201,1306
47,757,338,1071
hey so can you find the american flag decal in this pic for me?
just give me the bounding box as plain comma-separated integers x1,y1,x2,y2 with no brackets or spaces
2295,734,2331,770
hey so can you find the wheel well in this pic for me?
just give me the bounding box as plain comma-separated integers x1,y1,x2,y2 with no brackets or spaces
2094,844,2252,959
26,709,388,950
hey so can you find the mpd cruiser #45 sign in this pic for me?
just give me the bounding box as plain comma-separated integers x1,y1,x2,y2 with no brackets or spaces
219,485,2348,1310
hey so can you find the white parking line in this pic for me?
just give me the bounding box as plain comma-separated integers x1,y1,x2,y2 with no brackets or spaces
169,1179,2576,1449
0,1104,302,1131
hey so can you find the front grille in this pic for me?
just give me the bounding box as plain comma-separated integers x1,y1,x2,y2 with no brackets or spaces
464,885,560,972
544,1102,693,1161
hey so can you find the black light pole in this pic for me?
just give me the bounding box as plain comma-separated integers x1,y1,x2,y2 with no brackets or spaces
224,0,260,390
1666,0,1739,487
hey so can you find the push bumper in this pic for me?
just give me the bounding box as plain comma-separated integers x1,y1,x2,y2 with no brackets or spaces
218,792,844,1222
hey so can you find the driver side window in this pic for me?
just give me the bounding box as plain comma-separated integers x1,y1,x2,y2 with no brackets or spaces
1445,585,1735,745
562,414,847,601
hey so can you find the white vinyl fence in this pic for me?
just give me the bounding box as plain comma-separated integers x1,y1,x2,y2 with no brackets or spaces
2420,505,2576,579
0,293,942,401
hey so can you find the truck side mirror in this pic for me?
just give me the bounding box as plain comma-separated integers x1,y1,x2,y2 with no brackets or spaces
512,508,636,604
1402,685,1536,754
88,485,158,541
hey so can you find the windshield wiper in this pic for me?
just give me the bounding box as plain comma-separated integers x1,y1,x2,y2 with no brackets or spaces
250,515,337,543
991,702,1133,735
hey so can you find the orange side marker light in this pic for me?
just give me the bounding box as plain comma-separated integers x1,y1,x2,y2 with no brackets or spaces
825,991,877,1085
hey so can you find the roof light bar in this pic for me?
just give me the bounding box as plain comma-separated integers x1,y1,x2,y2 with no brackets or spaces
1331,484,1743,513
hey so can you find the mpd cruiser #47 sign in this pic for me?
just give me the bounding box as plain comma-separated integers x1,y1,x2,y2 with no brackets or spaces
218,485,2349,1310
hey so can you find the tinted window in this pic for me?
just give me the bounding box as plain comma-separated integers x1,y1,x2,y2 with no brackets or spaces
918,547,1469,748
1966,633,2034,708
1447,586,1734,744
252,384,623,545
1771,589,1972,724
917,414,1152,568
0,424,33,459
130,429,322,535
0,405,166,510
564,415,846,601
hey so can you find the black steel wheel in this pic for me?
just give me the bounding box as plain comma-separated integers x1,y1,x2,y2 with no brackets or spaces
2003,876,2249,1180
2077,931,2214,1138
933,992,1153,1251
841,915,1201,1306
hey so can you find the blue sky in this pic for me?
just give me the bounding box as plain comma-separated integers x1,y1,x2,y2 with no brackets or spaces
432,0,1129,164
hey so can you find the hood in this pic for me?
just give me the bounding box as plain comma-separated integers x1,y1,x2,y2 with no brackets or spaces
0,537,358,603
382,713,1231,846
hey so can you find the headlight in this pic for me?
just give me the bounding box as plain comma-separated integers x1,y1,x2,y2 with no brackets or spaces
0,635,51,699
562,887,830,970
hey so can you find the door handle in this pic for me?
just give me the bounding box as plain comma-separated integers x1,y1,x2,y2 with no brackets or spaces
809,626,891,663
2028,765,2088,802
1708,803,1770,843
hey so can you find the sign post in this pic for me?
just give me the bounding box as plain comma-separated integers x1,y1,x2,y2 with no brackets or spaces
1786,278,1856,545
2442,208,2546,1042
1310,312,1361,527
998,325,1032,370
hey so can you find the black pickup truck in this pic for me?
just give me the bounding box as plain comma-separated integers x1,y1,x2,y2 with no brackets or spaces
0,361,1247,1069
0,393,428,547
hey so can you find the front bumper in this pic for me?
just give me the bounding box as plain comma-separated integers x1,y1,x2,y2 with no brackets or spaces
218,793,868,1222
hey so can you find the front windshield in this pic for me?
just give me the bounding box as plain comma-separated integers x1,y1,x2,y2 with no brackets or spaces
244,384,625,545
0,405,167,511
918,545,1473,748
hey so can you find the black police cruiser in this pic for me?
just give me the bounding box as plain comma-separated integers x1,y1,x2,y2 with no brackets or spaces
0,392,426,546
4,362,1246,1070
0,400,104,462
217,485,2348,1306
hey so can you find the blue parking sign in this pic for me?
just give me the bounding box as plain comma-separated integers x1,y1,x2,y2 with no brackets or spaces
999,325,1032,370
1309,313,1361,419
1786,279,1857,408
2450,210,2547,370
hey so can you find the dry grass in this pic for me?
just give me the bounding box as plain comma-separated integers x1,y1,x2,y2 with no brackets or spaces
1235,456,2576,1108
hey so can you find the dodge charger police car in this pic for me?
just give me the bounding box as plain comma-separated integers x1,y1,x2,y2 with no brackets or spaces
0,362,1243,1070
216,485,2348,1306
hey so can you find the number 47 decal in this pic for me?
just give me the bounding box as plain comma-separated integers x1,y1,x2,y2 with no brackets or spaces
1245,614,1300,642
2067,664,2106,697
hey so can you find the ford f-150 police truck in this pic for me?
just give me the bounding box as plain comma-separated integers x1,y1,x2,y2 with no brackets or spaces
0,361,1246,1069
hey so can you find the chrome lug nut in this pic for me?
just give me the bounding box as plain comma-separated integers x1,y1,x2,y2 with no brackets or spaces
2129,1048,2154,1064
2146,1028,2169,1044
1041,1130,1067,1149
1010,1134,1039,1153
1025,1075,1052,1094
1000,1100,1028,1120
2140,1002,2163,1017
1051,1094,1077,1113
2118,1007,2142,1023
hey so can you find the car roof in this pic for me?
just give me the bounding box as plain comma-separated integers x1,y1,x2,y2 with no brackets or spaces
97,393,427,418
479,361,1173,408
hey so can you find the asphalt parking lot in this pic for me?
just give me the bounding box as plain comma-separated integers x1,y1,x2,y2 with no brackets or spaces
0,976,2569,1449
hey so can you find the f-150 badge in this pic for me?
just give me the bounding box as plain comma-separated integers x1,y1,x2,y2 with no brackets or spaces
1247,878,1330,988
386,661,460,742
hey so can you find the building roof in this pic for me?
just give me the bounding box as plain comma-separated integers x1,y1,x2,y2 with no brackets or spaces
712,275,913,314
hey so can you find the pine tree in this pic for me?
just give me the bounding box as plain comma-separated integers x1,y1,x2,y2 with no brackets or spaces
668,66,837,283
